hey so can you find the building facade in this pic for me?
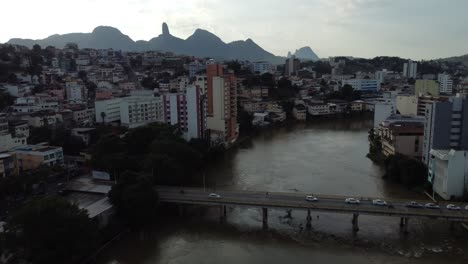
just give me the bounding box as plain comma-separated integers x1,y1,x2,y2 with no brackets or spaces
403,60,418,79
437,73,453,95
396,95,418,116
206,64,238,146
342,79,380,92
0,152,18,178
13,145,64,171
95,98,122,123
423,96,468,165
415,80,439,96
162,85,206,140
285,56,300,76
428,149,468,200
379,120,424,159
120,96,164,128
251,61,273,74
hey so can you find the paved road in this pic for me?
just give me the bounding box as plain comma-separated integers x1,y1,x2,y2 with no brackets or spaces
156,186,468,222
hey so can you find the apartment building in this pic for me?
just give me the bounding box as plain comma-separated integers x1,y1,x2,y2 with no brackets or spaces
194,75,208,94
403,60,418,79
437,73,453,95
379,119,424,159
285,56,300,76
0,152,19,178
13,145,64,171
162,85,206,140
342,79,380,92
293,104,307,120
427,149,468,200
423,96,468,165
65,81,85,102
250,61,273,74
120,96,164,128
206,64,238,146
396,95,418,116
308,103,337,116
415,80,439,96
95,98,122,123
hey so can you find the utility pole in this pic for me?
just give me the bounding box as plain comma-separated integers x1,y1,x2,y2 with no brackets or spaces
203,172,206,192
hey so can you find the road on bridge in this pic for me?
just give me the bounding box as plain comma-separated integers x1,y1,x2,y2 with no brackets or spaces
156,186,468,222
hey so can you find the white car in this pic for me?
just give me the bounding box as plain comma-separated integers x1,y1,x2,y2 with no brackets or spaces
425,203,440,209
446,204,461,211
208,193,221,199
345,198,360,204
372,199,387,206
306,196,318,202
465,205,468,211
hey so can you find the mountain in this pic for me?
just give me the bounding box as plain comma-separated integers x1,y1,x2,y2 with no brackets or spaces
293,47,319,61
7,23,286,64
8,26,135,51
437,54,468,66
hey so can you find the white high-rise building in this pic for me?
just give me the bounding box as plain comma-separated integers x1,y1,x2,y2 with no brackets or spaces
437,73,453,94
95,96,164,128
162,85,206,140
403,60,418,79
120,96,164,128
375,69,387,84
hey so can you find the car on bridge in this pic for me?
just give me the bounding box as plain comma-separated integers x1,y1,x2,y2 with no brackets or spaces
208,193,221,199
306,196,318,202
372,199,387,206
406,201,424,208
446,204,461,211
425,203,440,209
345,198,360,204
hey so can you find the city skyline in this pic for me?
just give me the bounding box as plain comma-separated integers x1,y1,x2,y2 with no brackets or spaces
2,0,468,60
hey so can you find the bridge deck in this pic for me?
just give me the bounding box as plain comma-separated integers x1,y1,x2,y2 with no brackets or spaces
156,186,468,222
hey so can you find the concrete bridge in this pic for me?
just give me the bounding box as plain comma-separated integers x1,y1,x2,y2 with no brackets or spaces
156,186,468,232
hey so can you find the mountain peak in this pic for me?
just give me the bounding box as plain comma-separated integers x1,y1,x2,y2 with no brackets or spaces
189,29,222,42
162,22,170,35
92,26,123,35
294,46,319,61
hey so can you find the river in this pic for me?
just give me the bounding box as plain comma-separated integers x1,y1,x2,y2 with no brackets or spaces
97,117,468,264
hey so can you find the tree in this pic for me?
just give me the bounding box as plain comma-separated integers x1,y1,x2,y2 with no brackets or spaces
100,111,106,124
78,70,87,82
226,60,242,74
5,197,98,264
32,44,42,54
383,154,426,187
341,84,354,101
238,110,254,136
141,76,156,89
0,91,14,110
108,172,159,228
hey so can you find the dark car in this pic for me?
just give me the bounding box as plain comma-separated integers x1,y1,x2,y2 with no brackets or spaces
406,201,424,208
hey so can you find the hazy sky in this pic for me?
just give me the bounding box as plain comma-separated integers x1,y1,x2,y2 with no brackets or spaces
2,0,468,59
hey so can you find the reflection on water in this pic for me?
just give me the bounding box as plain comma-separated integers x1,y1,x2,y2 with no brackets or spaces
97,118,468,264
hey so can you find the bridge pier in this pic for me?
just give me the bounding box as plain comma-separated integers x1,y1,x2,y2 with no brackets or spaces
306,209,312,229
352,213,359,232
178,204,185,217
400,217,409,234
219,205,227,223
286,210,292,218
262,208,268,230
450,221,455,231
